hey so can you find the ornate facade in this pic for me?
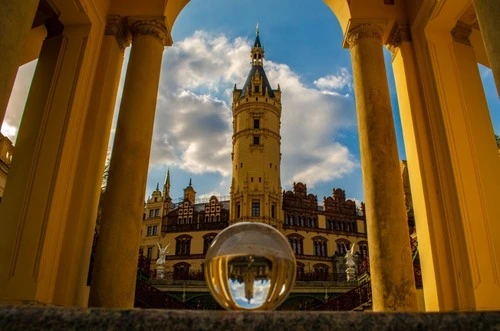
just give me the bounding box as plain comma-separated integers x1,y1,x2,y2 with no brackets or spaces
137,30,368,310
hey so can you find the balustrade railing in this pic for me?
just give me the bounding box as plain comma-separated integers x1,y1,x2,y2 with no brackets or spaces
163,221,229,233
312,281,372,311
282,223,367,238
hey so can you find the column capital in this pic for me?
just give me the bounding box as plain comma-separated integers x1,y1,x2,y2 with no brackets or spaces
346,24,384,49
451,21,472,46
105,15,130,52
387,24,412,59
129,18,171,46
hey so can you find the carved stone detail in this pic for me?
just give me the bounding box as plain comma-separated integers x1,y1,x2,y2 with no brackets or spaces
387,24,412,59
451,21,472,46
346,24,383,49
105,15,130,52
130,19,169,46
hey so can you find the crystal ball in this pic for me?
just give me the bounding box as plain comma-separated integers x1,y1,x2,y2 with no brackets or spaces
204,222,296,310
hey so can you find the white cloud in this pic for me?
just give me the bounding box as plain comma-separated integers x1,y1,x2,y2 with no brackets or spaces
313,67,352,94
4,30,359,198
149,30,359,195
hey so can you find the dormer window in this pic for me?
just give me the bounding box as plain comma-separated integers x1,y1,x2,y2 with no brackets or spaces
254,86,260,93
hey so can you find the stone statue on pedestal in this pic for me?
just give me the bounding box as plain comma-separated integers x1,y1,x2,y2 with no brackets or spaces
344,243,357,281
156,242,170,265
156,242,170,280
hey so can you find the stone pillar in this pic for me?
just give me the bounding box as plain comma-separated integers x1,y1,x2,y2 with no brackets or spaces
0,25,93,305
88,18,168,308
388,25,475,311
448,21,500,309
51,17,130,307
472,0,500,95
346,23,417,311
0,0,39,123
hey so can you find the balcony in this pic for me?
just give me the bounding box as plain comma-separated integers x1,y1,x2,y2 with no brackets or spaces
282,223,367,238
162,221,229,233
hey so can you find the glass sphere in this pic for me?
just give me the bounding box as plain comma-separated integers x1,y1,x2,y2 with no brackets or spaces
204,222,296,310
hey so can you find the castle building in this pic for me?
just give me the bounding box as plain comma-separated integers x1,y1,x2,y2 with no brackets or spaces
138,30,369,310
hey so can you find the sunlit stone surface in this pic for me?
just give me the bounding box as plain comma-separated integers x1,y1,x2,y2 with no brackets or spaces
204,222,296,310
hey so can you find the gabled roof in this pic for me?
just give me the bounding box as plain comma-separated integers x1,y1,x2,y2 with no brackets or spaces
239,65,275,99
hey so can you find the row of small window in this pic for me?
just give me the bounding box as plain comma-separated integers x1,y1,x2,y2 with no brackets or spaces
176,214,222,224
288,237,327,256
235,201,277,218
178,208,193,215
146,225,158,237
287,236,369,258
326,219,357,232
143,234,216,259
148,209,160,218
284,214,318,228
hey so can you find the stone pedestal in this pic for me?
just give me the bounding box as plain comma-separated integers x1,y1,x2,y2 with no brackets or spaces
156,266,165,280
346,267,356,282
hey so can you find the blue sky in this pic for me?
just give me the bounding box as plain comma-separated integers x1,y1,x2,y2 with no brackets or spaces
3,0,499,205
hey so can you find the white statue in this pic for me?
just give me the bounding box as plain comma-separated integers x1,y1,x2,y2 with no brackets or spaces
344,243,356,268
156,242,170,266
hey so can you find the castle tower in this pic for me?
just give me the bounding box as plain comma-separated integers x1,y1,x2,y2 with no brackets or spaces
162,168,172,216
183,178,196,204
230,26,282,227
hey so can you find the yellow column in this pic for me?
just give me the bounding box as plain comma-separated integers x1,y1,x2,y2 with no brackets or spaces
51,17,129,307
0,0,39,123
388,25,475,311
346,23,417,311
0,25,93,305
448,21,500,309
88,18,168,308
472,0,500,95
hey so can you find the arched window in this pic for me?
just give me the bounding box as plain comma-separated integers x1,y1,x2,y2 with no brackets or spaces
203,233,217,254
312,236,328,257
358,240,369,259
296,262,305,280
287,234,304,255
313,263,329,281
336,239,352,255
173,262,191,280
175,235,192,256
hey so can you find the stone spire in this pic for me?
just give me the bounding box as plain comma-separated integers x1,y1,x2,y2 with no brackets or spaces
163,168,171,199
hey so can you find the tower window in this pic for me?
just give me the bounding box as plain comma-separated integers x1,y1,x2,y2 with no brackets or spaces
259,177,261,182
253,136,260,145
254,86,260,93
237,203,241,218
252,201,260,217
254,119,260,129
271,203,276,218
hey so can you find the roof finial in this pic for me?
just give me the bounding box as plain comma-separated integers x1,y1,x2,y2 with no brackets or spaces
189,178,192,187
256,23,259,36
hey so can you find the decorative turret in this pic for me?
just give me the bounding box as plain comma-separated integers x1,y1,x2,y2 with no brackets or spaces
251,24,264,66
183,178,196,204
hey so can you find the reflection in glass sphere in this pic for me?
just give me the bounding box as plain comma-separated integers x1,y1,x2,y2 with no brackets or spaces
204,222,296,310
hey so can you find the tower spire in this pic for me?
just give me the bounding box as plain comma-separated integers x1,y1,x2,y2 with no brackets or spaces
251,24,264,65
163,168,171,199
